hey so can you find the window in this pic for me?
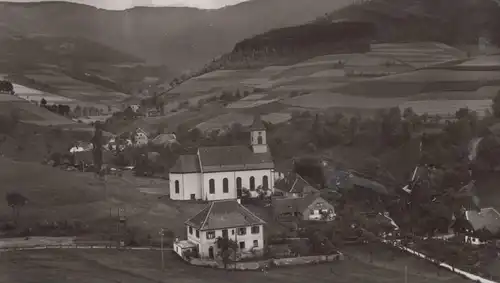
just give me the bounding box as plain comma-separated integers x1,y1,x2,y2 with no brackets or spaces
253,240,258,248
232,229,235,235
236,177,242,189
190,194,195,200
251,226,260,234
223,178,229,193
209,179,215,194
222,229,228,238
189,227,193,235
238,227,247,235
249,176,255,191
175,180,180,194
196,230,199,238
262,176,268,189
257,135,263,144
206,231,215,239
239,241,245,249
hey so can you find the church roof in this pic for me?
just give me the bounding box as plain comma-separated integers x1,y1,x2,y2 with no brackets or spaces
249,115,266,131
170,155,200,173
198,145,274,173
185,199,266,231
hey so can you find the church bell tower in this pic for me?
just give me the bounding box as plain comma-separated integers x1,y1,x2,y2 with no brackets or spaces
250,115,267,153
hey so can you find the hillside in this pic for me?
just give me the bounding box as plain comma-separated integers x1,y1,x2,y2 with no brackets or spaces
0,0,356,74
324,0,500,45
207,0,500,71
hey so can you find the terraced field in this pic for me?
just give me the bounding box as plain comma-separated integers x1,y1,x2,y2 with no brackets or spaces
152,42,498,131
23,71,128,104
0,94,77,126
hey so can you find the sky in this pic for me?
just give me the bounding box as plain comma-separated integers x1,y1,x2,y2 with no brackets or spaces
2,0,250,9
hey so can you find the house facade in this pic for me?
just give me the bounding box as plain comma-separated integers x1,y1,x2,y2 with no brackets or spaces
133,128,149,147
272,194,336,222
169,116,276,201
174,199,266,260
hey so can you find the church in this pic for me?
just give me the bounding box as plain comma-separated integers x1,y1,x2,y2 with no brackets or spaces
169,116,276,201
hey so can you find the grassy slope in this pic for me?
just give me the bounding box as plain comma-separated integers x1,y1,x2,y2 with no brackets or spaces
0,157,205,240
0,248,468,283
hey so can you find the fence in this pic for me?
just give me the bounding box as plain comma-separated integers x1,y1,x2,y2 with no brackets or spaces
383,239,498,283
0,244,171,253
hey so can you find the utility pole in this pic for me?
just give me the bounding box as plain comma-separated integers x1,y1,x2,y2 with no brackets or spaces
160,228,165,271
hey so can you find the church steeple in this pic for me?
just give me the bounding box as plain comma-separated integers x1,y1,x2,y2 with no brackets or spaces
250,115,267,153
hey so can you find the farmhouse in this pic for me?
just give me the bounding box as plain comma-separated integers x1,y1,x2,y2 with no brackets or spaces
272,194,335,222
173,199,266,260
274,173,318,198
169,116,276,201
452,207,500,245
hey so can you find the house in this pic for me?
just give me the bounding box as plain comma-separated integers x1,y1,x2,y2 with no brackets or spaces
69,141,93,153
173,199,266,260
151,133,178,147
132,128,149,147
452,207,500,245
129,104,140,112
272,194,335,222
274,173,318,197
169,116,276,201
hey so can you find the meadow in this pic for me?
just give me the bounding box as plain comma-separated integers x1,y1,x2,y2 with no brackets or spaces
0,247,470,283
0,158,204,240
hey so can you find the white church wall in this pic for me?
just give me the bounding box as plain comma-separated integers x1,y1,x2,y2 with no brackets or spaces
201,169,273,201
169,173,202,200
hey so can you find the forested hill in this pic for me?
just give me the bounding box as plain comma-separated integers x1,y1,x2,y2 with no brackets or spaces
206,0,500,71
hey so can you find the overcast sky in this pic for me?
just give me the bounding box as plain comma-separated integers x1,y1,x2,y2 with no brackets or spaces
2,0,250,9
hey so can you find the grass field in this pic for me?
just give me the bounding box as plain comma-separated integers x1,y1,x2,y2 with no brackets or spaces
0,248,469,283
281,92,403,110
0,95,77,125
23,71,128,104
0,158,205,240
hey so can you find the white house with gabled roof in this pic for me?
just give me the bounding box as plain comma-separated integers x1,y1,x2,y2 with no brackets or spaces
173,199,266,259
169,116,276,201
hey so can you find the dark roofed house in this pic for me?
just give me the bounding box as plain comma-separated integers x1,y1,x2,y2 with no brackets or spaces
174,199,266,259
449,207,500,245
272,194,335,222
275,172,318,197
465,207,500,235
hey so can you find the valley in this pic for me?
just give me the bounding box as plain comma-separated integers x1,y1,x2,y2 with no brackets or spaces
2,0,500,282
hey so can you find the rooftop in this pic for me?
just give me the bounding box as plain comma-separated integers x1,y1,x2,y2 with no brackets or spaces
465,207,500,234
272,194,330,216
249,115,266,131
170,155,200,174
185,199,266,231
198,145,274,173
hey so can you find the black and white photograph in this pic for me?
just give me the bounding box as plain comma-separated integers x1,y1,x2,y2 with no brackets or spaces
1,0,500,282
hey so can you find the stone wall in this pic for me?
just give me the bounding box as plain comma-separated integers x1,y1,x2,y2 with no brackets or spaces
187,252,344,270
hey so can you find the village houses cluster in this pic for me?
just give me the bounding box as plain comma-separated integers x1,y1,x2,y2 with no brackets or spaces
172,116,337,260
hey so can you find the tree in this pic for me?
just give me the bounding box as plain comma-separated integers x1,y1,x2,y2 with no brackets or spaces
40,98,47,107
6,192,28,223
91,122,103,173
0,80,14,93
492,91,500,118
215,236,238,269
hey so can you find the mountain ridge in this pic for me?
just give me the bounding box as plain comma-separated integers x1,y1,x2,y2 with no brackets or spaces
0,0,355,74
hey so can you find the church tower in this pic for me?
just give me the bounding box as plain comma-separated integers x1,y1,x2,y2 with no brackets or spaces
250,115,267,153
